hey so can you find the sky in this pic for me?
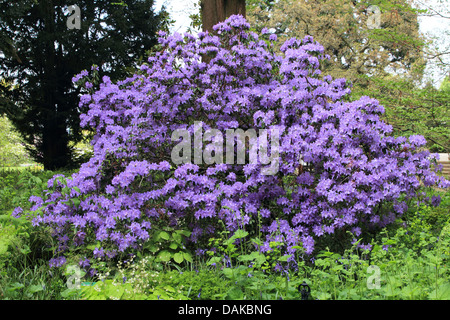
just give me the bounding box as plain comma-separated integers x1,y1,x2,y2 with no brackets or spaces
154,0,199,34
153,0,449,87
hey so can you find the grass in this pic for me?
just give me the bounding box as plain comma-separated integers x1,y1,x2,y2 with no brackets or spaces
0,165,44,172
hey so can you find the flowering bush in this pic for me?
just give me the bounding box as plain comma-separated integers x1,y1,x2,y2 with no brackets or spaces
19,15,449,269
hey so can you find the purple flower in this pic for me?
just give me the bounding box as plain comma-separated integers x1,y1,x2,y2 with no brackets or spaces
11,207,23,218
49,256,66,268
93,247,105,258
79,258,91,268
431,195,441,207
195,249,205,256
358,243,373,251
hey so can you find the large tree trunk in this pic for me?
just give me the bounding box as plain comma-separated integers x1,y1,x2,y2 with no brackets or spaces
42,112,71,170
41,1,71,170
201,0,246,33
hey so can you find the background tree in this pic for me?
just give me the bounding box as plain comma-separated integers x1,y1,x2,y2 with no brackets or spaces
0,0,169,170
353,75,450,153
247,0,427,86
247,0,450,153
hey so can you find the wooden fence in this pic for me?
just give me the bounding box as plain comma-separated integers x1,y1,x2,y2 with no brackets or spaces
437,153,450,178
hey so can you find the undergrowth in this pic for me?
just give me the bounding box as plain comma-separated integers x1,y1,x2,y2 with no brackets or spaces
1,169,449,300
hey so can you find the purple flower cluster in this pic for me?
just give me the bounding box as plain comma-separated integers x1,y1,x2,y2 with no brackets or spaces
22,15,449,267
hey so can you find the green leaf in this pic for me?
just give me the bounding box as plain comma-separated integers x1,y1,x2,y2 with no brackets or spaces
222,267,234,279
238,254,253,262
224,229,249,246
428,283,450,300
226,287,244,300
251,237,262,246
19,245,31,255
331,264,344,272
28,284,44,294
106,284,124,300
173,252,184,264
172,232,182,243
278,254,292,262
233,229,248,239
71,198,81,207
164,285,176,293
60,288,79,299
383,285,401,298
157,250,172,262
238,251,266,265
316,291,332,300
207,256,221,266
157,231,170,241
183,252,193,263
401,285,419,299
7,282,24,292
87,242,101,251
179,230,191,237
144,242,159,253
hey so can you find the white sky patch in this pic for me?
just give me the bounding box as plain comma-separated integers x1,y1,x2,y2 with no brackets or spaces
154,0,200,34
414,0,450,87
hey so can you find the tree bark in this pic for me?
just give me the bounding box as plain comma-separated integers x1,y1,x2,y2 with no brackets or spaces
201,0,246,33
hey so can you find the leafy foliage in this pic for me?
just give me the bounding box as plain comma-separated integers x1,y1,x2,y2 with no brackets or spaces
0,116,30,167
352,76,450,153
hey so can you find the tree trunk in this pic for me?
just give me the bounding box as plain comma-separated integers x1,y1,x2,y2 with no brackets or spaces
201,0,246,33
42,113,71,170
41,0,71,170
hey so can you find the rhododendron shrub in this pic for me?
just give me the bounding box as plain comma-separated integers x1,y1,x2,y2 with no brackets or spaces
21,15,449,269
